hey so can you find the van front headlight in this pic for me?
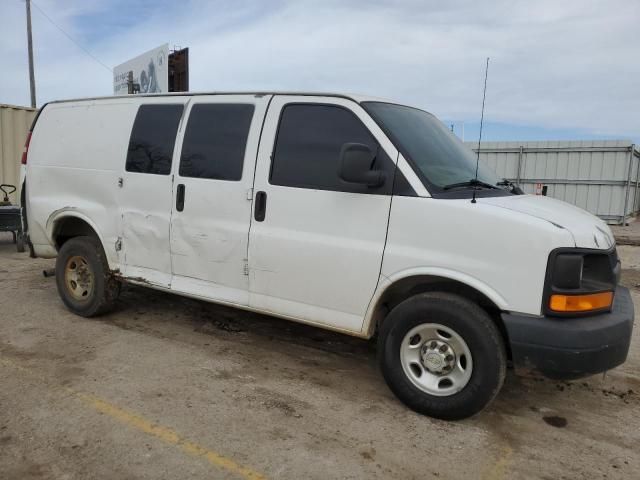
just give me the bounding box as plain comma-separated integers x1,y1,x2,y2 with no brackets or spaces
544,248,619,315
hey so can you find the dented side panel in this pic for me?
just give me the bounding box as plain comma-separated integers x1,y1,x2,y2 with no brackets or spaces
168,95,272,305
120,205,173,283
118,97,189,287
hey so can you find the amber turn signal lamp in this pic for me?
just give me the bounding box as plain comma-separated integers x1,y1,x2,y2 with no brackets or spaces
549,292,613,312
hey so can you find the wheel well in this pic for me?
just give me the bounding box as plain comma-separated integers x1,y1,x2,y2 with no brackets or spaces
52,216,100,249
371,275,511,359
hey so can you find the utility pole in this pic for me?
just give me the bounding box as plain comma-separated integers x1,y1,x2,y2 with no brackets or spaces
25,0,37,108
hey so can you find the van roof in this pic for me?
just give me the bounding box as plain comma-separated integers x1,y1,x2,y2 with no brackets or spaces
46,91,395,106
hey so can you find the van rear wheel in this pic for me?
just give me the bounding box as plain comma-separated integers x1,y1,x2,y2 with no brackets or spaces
378,292,506,420
55,236,120,317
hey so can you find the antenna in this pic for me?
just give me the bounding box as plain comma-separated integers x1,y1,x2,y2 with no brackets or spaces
472,57,490,204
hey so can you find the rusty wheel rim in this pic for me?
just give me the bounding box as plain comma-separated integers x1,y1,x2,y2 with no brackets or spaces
64,255,94,301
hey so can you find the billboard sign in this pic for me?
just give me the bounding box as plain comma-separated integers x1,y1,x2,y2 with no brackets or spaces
113,44,169,95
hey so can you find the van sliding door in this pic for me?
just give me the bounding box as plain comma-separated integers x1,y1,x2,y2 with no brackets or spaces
119,100,186,287
168,95,271,305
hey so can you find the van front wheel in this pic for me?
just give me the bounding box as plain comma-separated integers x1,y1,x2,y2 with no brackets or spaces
55,236,120,317
378,292,506,420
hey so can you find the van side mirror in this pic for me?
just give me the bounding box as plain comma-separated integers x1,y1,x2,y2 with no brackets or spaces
338,143,386,187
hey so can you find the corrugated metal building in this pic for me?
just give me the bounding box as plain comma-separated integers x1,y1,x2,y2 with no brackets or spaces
0,104,36,204
467,140,640,225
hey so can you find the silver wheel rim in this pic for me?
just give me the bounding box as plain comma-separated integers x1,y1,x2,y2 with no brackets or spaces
400,323,473,397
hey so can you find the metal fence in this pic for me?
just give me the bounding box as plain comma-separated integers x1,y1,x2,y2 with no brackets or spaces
467,140,640,225
0,104,37,204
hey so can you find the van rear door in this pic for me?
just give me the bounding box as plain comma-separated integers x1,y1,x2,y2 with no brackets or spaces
169,95,270,305
119,99,186,287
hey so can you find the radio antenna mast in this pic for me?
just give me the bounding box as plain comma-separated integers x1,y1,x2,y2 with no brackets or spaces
472,57,490,204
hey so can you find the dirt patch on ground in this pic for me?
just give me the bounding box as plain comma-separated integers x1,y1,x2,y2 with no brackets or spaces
1,233,639,479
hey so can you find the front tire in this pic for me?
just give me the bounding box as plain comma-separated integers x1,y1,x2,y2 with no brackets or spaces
378,292,506,420
55,236,120,317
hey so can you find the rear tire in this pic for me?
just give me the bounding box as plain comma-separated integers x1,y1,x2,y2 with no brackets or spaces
378,292,506,420
55,236,120,317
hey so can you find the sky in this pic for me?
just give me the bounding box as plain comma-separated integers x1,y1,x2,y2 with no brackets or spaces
1,0,638,143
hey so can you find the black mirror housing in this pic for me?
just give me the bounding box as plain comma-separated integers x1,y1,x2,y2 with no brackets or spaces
338,143,386,187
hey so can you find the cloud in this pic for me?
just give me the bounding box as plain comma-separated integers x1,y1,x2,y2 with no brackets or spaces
1,0,638,140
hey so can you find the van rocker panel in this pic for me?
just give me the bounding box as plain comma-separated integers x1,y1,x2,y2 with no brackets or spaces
501,286,634,379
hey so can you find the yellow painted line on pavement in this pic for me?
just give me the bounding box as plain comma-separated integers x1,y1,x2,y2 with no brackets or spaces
482,444,513,480
0,357,267,480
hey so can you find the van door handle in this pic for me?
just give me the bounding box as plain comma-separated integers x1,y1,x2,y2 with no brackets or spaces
176,184,185,212
254,191,267,222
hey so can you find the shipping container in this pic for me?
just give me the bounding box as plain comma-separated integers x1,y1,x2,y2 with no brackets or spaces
0,104,37,204
467,140,640,225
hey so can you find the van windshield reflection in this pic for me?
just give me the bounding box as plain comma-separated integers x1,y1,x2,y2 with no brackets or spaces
363,102,500,193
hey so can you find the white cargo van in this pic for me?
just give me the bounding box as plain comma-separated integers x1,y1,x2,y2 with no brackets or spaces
21,92,633,419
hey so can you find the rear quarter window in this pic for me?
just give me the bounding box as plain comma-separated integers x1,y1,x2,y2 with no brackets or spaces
126,104,184,175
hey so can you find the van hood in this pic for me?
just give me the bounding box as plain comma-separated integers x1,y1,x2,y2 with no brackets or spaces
479,194,615,250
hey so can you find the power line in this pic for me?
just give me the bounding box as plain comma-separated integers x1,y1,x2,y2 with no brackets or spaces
30,0,112,72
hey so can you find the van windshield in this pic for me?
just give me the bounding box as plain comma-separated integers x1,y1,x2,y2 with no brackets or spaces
363,102,500,193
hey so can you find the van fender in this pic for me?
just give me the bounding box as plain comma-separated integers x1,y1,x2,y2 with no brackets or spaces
45,208,118,269
361,267,509,337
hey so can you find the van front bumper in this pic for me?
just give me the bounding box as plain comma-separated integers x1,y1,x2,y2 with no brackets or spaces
501,287,634,380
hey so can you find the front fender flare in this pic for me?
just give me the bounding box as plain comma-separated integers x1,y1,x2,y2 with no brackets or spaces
361,267,509,337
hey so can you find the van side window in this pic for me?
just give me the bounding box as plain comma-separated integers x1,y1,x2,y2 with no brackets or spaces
126,104,184,175
270,104,393,194
179,104,255,181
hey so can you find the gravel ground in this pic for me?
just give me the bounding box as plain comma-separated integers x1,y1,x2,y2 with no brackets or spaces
0,233,638,479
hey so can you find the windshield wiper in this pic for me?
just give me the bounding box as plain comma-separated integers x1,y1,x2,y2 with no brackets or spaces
442,179,500,191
